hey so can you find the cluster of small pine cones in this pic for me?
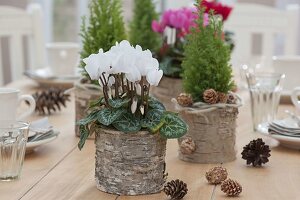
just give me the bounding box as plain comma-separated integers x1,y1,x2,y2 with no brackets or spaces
176,89,236,107
203,88,236,104
206,166,242,197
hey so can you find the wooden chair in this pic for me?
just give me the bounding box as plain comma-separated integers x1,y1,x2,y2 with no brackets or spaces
0,4,46,85
224,3,299,69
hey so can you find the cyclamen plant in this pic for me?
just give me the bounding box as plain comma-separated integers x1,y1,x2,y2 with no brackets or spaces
78,40,188,149
152,1,234,78
152,7,209,78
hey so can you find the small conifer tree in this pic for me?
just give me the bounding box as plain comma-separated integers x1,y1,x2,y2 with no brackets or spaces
182,1,234,102
80,0,126,73
129,0,160,52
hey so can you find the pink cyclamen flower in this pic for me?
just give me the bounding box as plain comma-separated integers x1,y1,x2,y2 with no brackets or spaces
152,20,164,33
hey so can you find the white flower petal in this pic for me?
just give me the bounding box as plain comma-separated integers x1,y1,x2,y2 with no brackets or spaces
131,97,138,114
146,69,163,86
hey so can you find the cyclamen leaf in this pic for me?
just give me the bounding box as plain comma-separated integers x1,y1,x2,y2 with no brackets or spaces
78,125,90,150
108,98,130,108
88,97,104,109
76,110,98,126
148,96,166,111
160,113,188,139
112,112,141,133
141,109,164,133
97,108,126,126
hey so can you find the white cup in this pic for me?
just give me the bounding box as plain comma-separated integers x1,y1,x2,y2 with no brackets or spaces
0,88,36,121
46,42,80,76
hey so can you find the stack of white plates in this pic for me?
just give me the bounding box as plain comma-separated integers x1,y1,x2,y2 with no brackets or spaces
259,118,300,149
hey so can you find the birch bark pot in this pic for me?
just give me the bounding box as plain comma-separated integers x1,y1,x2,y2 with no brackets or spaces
95,128,167,195
151,76,183,111
178,107,238,163
74,81,101,138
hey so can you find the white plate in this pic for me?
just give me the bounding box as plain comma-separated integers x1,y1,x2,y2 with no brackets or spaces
26,131,59,154
24,69,79,88
258,123,300,150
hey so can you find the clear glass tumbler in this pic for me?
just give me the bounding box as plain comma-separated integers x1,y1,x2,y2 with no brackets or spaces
0,121,29,181
246,73,285,131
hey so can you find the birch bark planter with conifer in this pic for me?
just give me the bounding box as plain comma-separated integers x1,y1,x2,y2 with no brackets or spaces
95,128,167,195
176,105,239,163
74,80,101,138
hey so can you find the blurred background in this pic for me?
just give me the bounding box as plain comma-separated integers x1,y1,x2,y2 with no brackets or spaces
1,0,300,85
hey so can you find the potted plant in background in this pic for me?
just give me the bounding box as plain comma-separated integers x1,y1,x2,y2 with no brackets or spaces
77,40,188,195
151,1,234,111
129,0,161,52
173,1,242,164
75,0,126,137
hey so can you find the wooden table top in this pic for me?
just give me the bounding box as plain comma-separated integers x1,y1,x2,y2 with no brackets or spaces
1,79,300,200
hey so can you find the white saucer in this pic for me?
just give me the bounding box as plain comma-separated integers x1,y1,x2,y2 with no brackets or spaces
26,131,59,154
258,123,300,150
24,68,79,88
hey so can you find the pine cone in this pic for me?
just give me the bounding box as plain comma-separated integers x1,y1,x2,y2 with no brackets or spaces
31,88,71,115
221,179,242,197
180,137,196,155
241,138,271,167
217,92,228,103
177,93,193,107
205,166,228,184
203,89,218,104
164,179,188,200
227,93,236,104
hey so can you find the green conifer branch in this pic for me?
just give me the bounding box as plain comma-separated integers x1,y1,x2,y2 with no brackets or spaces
129,0,161,52
182,1,234,102
79,0,126,76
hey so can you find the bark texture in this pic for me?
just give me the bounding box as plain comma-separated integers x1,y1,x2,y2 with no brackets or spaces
151,76,183,111
95,128,167,195
178,107,238,163
74,84,100,138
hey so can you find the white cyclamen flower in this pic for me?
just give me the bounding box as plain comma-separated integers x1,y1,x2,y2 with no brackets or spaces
146,69,163,86
83,49,112,80
135,48,159,76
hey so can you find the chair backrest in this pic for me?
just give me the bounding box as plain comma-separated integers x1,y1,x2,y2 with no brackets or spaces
224,3,299,69
0,4,46,85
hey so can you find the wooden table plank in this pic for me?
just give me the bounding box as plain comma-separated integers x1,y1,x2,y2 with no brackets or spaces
20,140,117,200
0,79,80,200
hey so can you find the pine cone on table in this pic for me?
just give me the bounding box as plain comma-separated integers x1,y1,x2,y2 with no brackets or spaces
217,92,228,103
31,88,71,115
177,93,193,107
221,179,242,197
203,89,218,104
180,137,196,155
227,93,237,104
205,166,228,184
241,138,271,167
164,179,188,200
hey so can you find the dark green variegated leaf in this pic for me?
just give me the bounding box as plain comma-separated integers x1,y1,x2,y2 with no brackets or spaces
78,125,89,150
97,108,126,126
88,97,104,109
148,96,166,111
76,110,98,126
112,112,141,133
160,112,188,139
141,109,164,133
108,98,130,108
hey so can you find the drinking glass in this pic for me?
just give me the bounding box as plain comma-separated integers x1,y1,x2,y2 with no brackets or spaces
246,73,285,131
0,121,29,181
